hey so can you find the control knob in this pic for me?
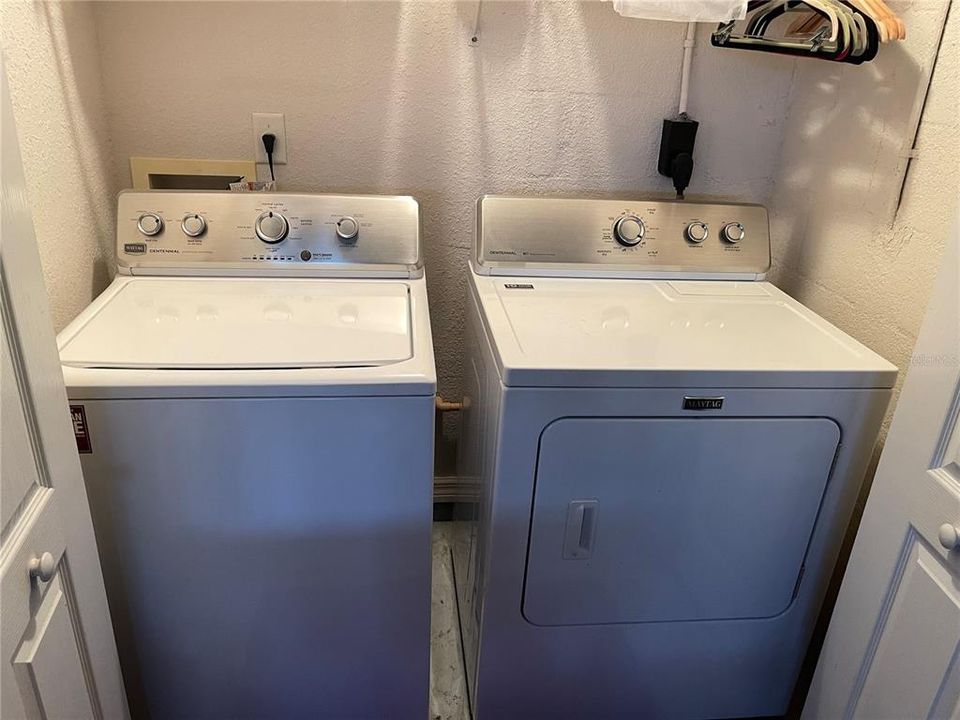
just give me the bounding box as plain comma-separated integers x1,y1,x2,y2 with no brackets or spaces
181,214,207,237
255,211,289,244
137,212,164,237
721,222,745,244
613,215,645,247
336,216,360,243
685,221,709,243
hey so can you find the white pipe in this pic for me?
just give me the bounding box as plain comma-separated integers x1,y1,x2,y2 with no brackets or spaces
678,22,697,116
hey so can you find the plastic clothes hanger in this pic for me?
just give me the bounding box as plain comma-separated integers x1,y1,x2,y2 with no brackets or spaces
713,0,887,61
831,1,877,63
748,0,841,43
788,9,870,59
847,0,885,40
849,10,869,56
830,0,864,57
714,3,848,60
848,6,879,63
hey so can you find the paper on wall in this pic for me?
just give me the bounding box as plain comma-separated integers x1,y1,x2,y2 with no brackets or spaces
229,179,277,192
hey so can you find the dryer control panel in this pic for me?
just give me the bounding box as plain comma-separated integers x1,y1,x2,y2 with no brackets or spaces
117,191,422,277
475,196,770,279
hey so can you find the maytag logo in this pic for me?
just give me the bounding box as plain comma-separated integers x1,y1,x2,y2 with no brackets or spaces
504,283,534,289
683,396,724,411
124,242,147,255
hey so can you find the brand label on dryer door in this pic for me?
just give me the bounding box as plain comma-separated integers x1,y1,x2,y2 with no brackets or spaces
70,405,93,453
683,396,724,411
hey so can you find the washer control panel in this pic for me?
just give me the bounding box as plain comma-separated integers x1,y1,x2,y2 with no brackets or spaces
119,191,421,277
476,196,770,278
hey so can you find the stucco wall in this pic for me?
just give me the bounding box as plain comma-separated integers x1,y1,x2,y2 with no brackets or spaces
92,0,798,416
1,0,118,332
768,0,958,438
6,0,950,459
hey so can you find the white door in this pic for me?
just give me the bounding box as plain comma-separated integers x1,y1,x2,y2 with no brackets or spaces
803,219,960,719
0,59,128,719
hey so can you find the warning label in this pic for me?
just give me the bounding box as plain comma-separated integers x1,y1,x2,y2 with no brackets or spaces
70,405,93,454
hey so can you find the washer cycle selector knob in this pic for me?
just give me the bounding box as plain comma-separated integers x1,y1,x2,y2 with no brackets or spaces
181,214,206,237
255,211,289,244
336,216,359,242
613,215,645,247
685,221,709,243
721,222,745,244
137,212,164,236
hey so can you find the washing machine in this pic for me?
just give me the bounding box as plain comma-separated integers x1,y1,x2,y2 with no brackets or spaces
455,196,897,720
58,191,435,719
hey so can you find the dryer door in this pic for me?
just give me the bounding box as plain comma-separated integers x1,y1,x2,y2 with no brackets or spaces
523,417,840,626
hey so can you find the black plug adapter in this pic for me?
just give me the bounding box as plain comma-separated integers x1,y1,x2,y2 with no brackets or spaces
261,133,277,182
657,116,698,199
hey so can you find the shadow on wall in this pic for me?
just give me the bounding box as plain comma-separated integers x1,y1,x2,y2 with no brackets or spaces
767,1,956,416
40,1,116,298
771,43,923,291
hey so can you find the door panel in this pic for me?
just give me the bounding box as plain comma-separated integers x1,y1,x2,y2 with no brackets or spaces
853,535,960,719
1,328,43,538
1,325,101,719
1,56,127,720
14,571,96,720
524,417,840,626
803,214,959,719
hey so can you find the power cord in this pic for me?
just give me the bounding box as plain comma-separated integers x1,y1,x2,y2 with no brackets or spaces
657,115,698,200
261,133,276,181
671,151,694,200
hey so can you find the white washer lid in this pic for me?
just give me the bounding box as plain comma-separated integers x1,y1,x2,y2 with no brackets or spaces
59,278,412,369
475,276,898,389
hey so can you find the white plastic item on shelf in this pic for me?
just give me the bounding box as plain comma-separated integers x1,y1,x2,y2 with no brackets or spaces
228,179,277,192
612,0,747,22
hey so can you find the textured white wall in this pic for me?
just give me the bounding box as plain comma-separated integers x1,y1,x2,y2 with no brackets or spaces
93,0,798,409
1,1,118,332
3,0,951,452
768,0,958,438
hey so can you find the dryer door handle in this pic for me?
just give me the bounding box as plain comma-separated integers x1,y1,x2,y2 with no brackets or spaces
563,500,599,560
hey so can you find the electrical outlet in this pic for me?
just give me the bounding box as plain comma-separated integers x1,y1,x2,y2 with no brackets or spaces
252,113,287,165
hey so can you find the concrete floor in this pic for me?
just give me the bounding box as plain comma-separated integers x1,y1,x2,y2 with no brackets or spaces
430,522,471,720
